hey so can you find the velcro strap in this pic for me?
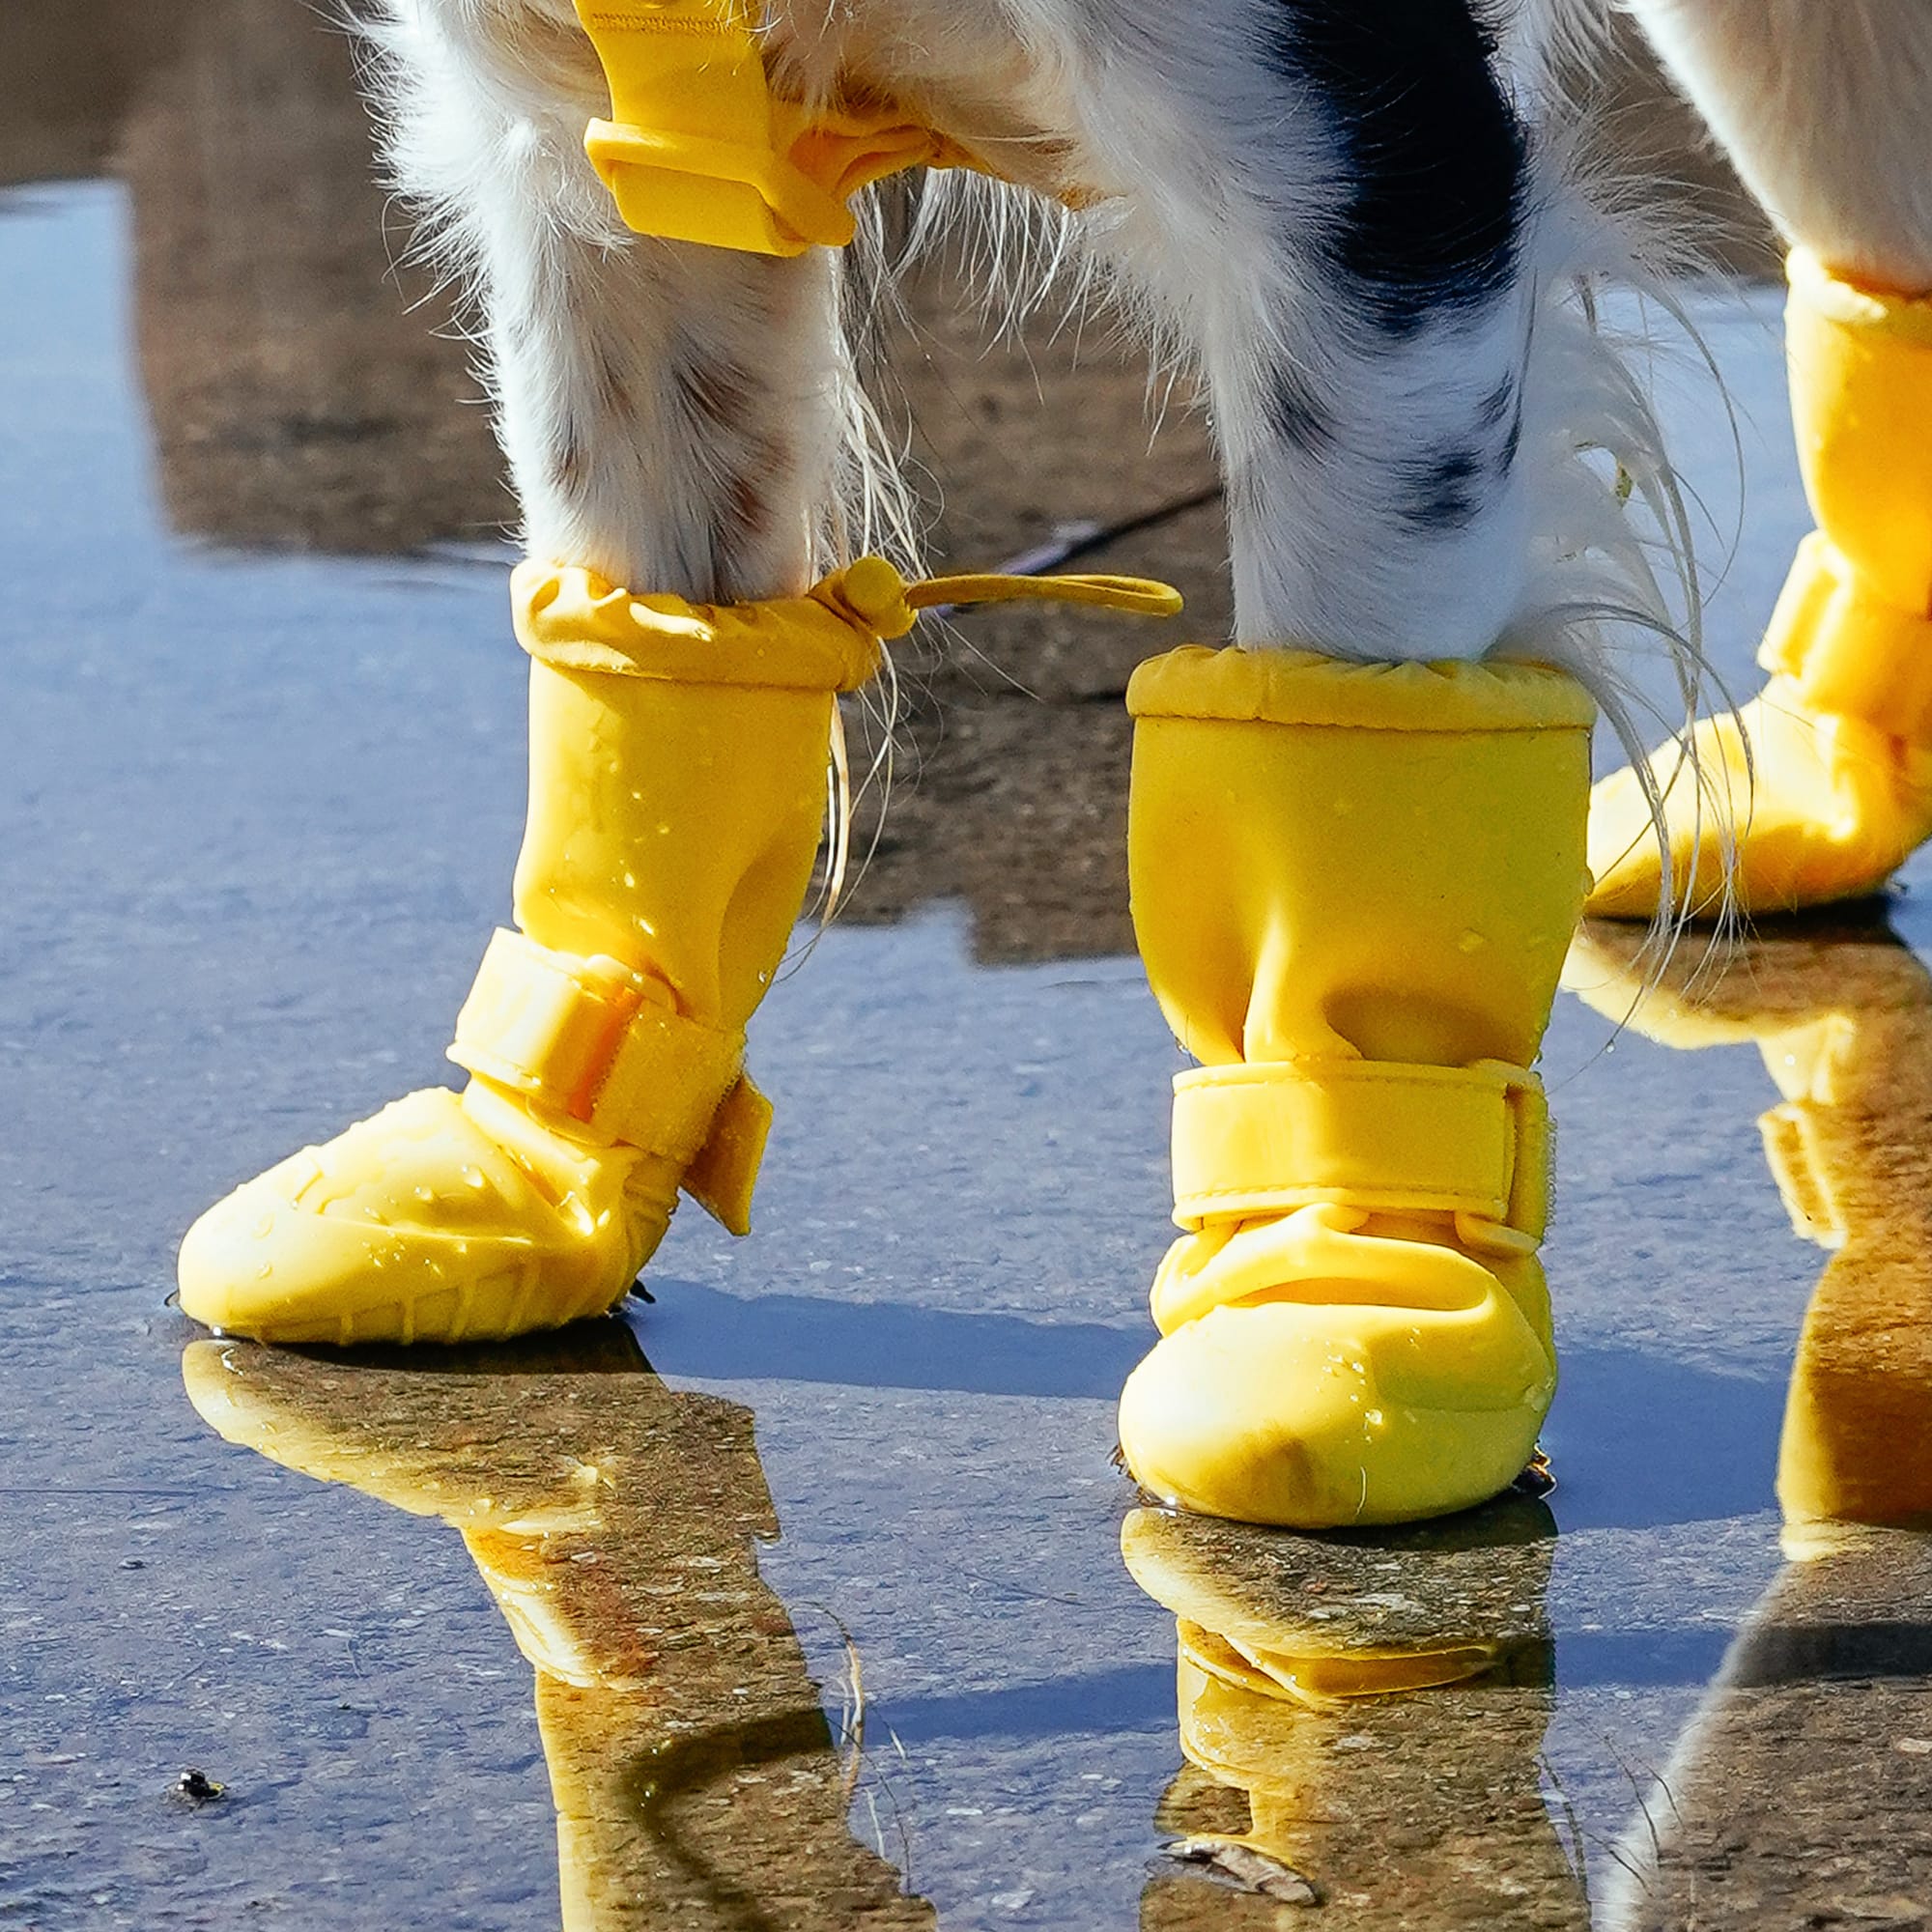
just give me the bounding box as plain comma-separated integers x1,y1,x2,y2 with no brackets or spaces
682,1074,774,1237
583,118,852,257
1759,533,1932,742
1170,1058,1548,1241
574,0,818,257
573,0,988,255
449,929,750,1177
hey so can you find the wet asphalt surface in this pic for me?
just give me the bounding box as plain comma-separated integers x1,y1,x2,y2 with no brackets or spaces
9,12,1932,1931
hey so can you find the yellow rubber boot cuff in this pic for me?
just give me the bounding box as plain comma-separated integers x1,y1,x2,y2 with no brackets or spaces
1565,919,1932,1550
1588,251,1932,920
179,558,1179,1347
1118,646,1595,1527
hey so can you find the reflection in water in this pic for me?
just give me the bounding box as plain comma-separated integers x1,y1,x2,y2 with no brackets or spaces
1567,917,1932,1537
1568,918,1932,1926
181,1325,932,1930
1602,1529,1932,1930
1122,1495,1587,1928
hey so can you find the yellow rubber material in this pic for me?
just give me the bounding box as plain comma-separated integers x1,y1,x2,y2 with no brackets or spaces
573,0,990,254
1168,1058,1549,1236
1587,252,1932,919
177,613,842,1342
180,556,1179,1348
1119,645,1594,1527
1564,919,1932,1548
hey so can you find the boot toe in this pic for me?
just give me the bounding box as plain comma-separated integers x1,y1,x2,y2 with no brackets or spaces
1583,762,1680,920
1586,691,1932,921
1119,1298,1552,1530
178,1089,619,1346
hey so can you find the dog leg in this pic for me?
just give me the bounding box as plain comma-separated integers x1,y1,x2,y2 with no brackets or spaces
177,0,883,1346
1062,2,1555,660
1627,0,1932,296
369,0,844,597
978,3,1605,1524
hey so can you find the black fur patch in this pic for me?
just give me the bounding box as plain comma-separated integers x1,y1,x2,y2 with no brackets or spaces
1268,1,1527,336
1268,364,1337,454
1396,389,1522,531
1398,445,1486,529
1478,378,1517,428
1498,392,1524,471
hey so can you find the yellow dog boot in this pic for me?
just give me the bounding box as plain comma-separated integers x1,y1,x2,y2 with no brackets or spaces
1565,915,1932,1540
1588,252,1932,919
177,561,891,1346
1117,647,1595,1527
179,557,1179,1347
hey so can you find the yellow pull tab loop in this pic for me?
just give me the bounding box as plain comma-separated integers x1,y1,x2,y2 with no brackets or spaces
810,554,1184,640
906,572,1187,620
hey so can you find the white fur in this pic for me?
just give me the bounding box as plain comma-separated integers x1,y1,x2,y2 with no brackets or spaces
359,0,1717,698
354,0,1928,810
364,0,846,600
1627,0,1932,297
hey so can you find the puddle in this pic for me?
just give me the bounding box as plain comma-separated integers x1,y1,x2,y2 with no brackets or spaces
8,17,1932,1930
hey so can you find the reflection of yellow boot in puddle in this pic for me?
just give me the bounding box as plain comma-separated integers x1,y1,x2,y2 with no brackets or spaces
1587,254,1932,920
1122,1497,1587,1926
1119,647,1594,1526
181,1327,932,1930
1569,920,1932,1924
1565,916,1932,1532
1603,1531,1932,1931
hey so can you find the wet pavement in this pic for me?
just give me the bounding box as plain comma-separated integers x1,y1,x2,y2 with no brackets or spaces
9,12,1932,1931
